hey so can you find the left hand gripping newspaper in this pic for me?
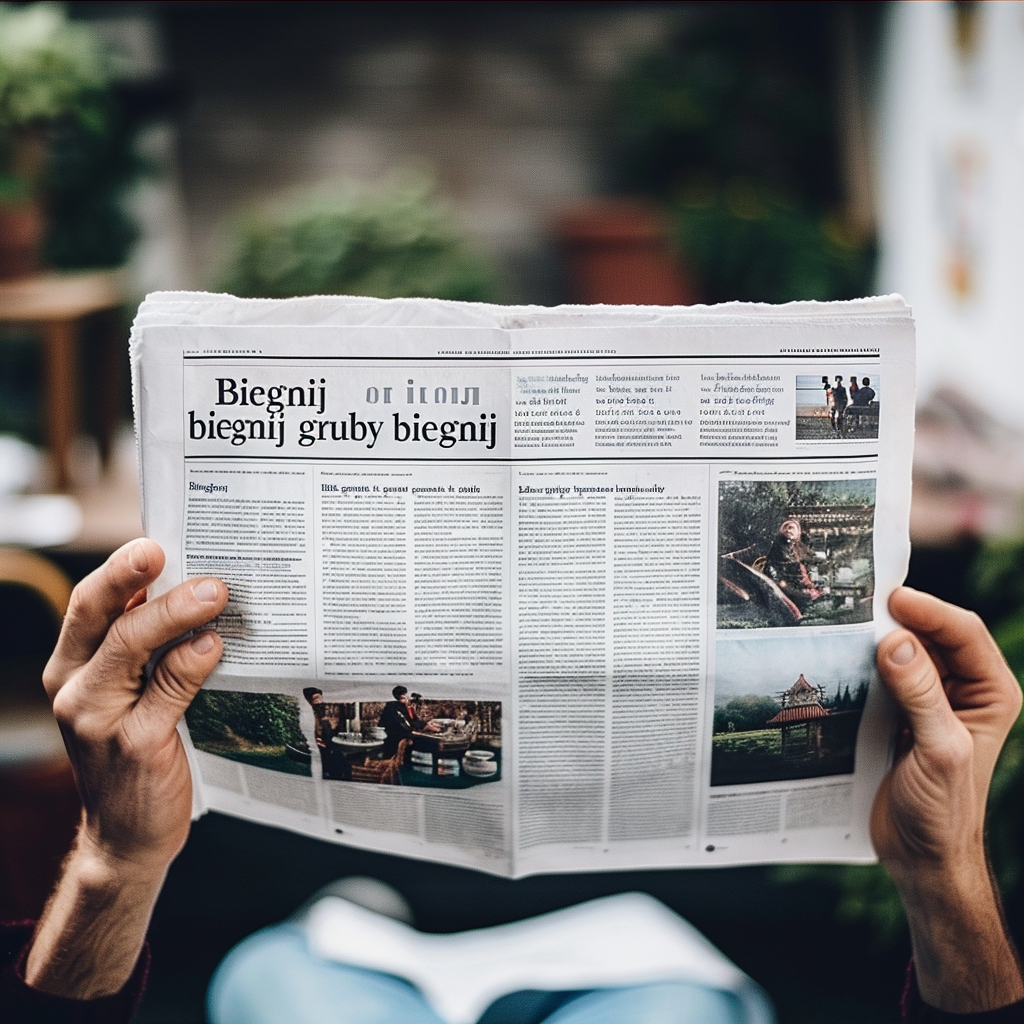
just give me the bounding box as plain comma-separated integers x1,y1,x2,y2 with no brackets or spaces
130,292,914,878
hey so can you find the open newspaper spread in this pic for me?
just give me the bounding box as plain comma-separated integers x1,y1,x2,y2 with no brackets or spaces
130,292,914,879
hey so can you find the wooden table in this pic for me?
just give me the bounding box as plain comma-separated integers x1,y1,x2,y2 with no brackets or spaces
0,271,126,491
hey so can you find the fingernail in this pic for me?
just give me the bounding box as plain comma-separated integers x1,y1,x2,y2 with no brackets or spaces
192,631,216,654
129,542,149,573
192,579,220,603
891,640,916,666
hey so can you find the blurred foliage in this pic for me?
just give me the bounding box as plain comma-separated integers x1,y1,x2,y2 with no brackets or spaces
186,690,308,751
607,7,877,302
0,3,144,268
0,3,106,132
215,176,495,302
41,97,143,269
671,183,874,304
775,537,1024,951
713,695,780,734
971,540,1024,900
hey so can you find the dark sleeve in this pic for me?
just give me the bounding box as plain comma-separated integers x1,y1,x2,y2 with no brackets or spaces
1,922,149,1024
903,961,1024,1023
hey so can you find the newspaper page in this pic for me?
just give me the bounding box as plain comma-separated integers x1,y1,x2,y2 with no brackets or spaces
130,292,914,879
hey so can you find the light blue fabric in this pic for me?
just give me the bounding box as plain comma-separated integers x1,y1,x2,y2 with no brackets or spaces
208,923,758,1024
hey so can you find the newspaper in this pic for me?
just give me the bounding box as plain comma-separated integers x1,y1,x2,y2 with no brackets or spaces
130,292,914,879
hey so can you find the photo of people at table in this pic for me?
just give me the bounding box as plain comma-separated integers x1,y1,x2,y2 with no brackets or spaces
717,477,875,629
301,687,501,788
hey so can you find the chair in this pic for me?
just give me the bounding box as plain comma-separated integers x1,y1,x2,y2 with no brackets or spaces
0,548,80,920
0,547,73,623
350,737,411,785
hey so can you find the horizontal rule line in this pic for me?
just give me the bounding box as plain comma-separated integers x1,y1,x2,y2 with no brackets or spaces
182,354,881,362
183,453,879,463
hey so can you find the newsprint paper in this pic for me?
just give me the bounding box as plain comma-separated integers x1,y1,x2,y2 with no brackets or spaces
130,292,914,879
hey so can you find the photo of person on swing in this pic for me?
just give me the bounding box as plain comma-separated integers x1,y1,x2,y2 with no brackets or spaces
717,478,875,629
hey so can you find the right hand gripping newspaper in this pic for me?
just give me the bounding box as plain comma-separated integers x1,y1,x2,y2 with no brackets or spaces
130,292,914,879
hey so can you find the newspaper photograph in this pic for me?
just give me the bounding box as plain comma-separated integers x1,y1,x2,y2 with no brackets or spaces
130,292,915,878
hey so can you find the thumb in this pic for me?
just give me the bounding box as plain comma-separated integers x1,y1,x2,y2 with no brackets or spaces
877,628,963,753
136,629,224,736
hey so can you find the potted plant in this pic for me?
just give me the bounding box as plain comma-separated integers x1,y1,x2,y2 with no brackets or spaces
215,175,494,302
0,3,109,279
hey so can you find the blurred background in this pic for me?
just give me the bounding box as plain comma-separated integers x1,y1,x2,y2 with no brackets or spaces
1,2,1024,1021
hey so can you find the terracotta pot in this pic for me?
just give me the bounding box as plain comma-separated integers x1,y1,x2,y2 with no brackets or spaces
552,200,698,305
0,198,44,281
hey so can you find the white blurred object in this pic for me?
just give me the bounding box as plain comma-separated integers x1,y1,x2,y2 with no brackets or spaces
0,495,82,547
0,709,66,767
307,893,774,1024
876,2,1024,423
0,435,41,495
911,388,1024,544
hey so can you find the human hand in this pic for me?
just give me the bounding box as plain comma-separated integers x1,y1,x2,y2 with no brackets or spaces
25,539,227,999
874,587,1024,1012
43,537,228,873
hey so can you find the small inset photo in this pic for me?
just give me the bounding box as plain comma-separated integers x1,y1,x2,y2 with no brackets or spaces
186,691,312,777
717,478,875,629
795,374,879,441
301,686,502,789
710,631,873,787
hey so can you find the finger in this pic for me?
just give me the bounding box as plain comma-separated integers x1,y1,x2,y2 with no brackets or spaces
876,627,968,753
124,588,148,613
888,588,1008,684
92,577,228,691
889,588,1021,720
134,629,224,736
45,540,165,692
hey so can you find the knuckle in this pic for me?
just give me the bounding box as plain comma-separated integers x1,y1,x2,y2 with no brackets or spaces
930,727,973,775
50,685,78,729
900,663,941,706
960,608,985,632
50,686,106,746
106,612,139,659
161,588,193,631
997,676,1023,725
152,652,201,706
64,580,92,623
41,659,64,701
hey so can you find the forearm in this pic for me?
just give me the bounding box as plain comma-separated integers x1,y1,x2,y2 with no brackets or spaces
897,861,1024,1013
24,831,167,1000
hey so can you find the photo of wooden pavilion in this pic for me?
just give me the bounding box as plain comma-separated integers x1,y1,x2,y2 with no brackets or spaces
766,673,830,757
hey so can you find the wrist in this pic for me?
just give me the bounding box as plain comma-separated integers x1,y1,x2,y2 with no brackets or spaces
25,829,169,999
886,846,989,906
75,820,179,884
894,858,1024,1012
